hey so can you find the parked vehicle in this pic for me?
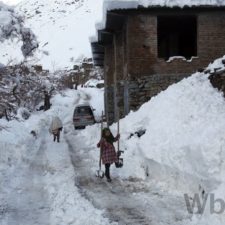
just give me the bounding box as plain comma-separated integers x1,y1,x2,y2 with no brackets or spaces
73,104,96,129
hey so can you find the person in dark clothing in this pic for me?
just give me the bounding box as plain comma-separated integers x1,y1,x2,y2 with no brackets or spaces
97,128,120,182
52,127,62,142
44,90,51,111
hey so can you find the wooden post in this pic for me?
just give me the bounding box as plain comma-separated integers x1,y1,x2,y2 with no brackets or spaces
113,34,119,123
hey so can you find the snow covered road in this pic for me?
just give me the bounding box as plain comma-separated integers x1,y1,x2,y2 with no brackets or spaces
0,88,115,225
0,126,116,225
65,128,191,225
0,88,200,225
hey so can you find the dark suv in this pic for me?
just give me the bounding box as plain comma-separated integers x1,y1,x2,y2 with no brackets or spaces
73,104,95,129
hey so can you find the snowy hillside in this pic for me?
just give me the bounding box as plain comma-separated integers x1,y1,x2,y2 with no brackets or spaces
13,0,103,70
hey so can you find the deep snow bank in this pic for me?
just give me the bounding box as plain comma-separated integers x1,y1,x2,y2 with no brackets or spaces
120,72,225,178
117,56,225,224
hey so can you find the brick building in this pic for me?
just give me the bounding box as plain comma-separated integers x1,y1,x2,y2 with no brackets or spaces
91,0,225,125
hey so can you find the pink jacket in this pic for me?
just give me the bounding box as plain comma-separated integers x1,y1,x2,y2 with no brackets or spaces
97,136,119,164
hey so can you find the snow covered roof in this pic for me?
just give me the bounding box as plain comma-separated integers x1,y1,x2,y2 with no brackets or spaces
91,0,225,66
92,0,225,42
97,0,225,33
104,0,225,10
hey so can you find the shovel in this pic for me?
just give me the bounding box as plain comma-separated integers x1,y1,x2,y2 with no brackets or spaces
95,149,104,178
115,119,124,168
95,111,105,178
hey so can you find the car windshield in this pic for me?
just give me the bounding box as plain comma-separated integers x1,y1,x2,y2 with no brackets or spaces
75,106,93,116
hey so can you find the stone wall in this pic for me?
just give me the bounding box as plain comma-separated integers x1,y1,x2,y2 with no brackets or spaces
198,12,225,65
128,73,189,111
106,73,189,125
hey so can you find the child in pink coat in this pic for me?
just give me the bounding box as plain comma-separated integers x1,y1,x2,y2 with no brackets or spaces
97,128,120,182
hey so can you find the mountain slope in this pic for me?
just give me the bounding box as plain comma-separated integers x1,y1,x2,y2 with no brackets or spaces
0,0,103,70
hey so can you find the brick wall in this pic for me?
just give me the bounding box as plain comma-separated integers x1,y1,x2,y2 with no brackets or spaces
127,14,157,77
126,11,225,77
198,12,225,64
104,9,225,124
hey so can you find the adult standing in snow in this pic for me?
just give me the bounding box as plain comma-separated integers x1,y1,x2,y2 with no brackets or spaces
44,90,51,111
49,116,63,142
97,128,120,182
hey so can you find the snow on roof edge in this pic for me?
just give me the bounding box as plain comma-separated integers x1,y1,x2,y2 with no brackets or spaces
90,0,225,43
104,0,225,10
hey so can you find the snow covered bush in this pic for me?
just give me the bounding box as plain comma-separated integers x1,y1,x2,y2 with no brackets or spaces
0,63,54,120
0,63,90,121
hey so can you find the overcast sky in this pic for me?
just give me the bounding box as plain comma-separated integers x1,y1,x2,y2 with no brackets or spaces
1,0,22,5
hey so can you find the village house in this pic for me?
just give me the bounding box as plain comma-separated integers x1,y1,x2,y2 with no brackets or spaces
91,0,225,125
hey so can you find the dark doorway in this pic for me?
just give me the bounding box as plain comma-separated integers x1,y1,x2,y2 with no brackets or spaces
157,15,197,60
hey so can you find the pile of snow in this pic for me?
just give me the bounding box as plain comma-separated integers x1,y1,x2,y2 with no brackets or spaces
119,55,225,184
118,57,225,225
116,56,225,181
